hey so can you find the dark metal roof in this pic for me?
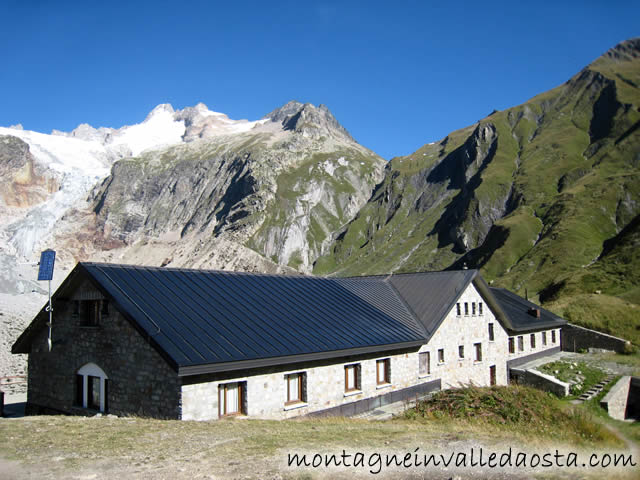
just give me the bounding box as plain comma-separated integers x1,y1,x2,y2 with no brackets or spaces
79,263,426,374
333,277,426,336
12,262,567,376
490,287,567,332
386,270,478,335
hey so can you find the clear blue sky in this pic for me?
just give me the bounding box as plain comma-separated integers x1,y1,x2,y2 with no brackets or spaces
1,1,638,159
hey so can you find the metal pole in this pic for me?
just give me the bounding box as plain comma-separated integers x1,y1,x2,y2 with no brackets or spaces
47,279,52,352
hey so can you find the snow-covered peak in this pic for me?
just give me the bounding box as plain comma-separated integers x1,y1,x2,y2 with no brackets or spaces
112,106,185,156
175,103,268,141
144,103,176,121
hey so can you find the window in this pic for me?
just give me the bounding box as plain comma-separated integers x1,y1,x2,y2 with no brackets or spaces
286,373,305,405
458,345,465,359
344,364,361,393
472,302,476,315
79,299,108,327
551,330,557,344
464,303,469,316
456,303,461,316
76,363,108,412
508,337,515,354
489,365,496,386
530,333,536,349
88,376,101,410
438,349,445,364
376,359,390,385
419,352,430,375
518,336,524,352
479,302,484,315
219,382,245,416
542,331,547,346
474,343,482,362
488,323,495,341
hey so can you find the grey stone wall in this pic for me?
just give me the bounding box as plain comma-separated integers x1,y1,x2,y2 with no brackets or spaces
509,367,570,397
26,280,181,418
601,376,632,420
561,324,631,353
181,348,424,421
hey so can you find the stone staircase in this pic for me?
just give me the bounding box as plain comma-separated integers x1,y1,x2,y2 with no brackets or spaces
572,374,617,404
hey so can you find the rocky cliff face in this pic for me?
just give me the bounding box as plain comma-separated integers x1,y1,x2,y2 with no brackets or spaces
50,101,385,274
0,100,385,382
0,136,59,208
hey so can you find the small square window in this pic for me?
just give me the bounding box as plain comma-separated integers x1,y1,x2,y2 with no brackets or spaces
219,382,246,417
80,300,102,327
286,372,306,405
376,359,390,385
458,345,465,359
345,364,361,392
474,343,482,362
419,352,430,375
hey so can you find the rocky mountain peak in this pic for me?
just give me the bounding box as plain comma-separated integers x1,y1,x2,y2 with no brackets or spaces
600,37,640,63
264,101,355,142
144,103,176,121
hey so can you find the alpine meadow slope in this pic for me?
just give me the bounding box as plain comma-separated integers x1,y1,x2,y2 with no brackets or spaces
315,38,640,344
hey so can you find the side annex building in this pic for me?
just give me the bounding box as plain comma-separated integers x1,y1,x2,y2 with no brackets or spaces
12,263,566,420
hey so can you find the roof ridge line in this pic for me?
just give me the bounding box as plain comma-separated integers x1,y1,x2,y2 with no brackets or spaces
79,261,308,278
383,276,428,338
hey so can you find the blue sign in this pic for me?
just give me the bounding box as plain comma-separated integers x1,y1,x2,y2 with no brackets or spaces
37,250,56,281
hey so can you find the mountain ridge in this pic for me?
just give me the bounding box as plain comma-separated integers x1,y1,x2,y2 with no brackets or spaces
1,38,640,384
314,37,640,344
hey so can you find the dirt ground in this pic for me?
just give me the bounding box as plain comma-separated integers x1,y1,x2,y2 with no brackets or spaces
1,351,638,480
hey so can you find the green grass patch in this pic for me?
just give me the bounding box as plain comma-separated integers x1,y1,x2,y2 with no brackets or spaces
538,361,607,397
404,385,619,446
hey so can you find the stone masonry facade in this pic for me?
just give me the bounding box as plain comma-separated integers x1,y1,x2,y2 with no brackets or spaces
181,348,420,421
25,279,563,421
417,283,561,389
181,282,562,420
26,280,181,419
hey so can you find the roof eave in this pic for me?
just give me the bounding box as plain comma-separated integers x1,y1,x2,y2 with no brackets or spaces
177,339,426,377
506,319,568,334
472,275,515,331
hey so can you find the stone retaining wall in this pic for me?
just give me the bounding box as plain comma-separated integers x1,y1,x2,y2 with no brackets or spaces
601,376,632,421
509,367,570,396
562,324,631,353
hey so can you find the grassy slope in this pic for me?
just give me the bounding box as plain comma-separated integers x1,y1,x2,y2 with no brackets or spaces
315,39,640,345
